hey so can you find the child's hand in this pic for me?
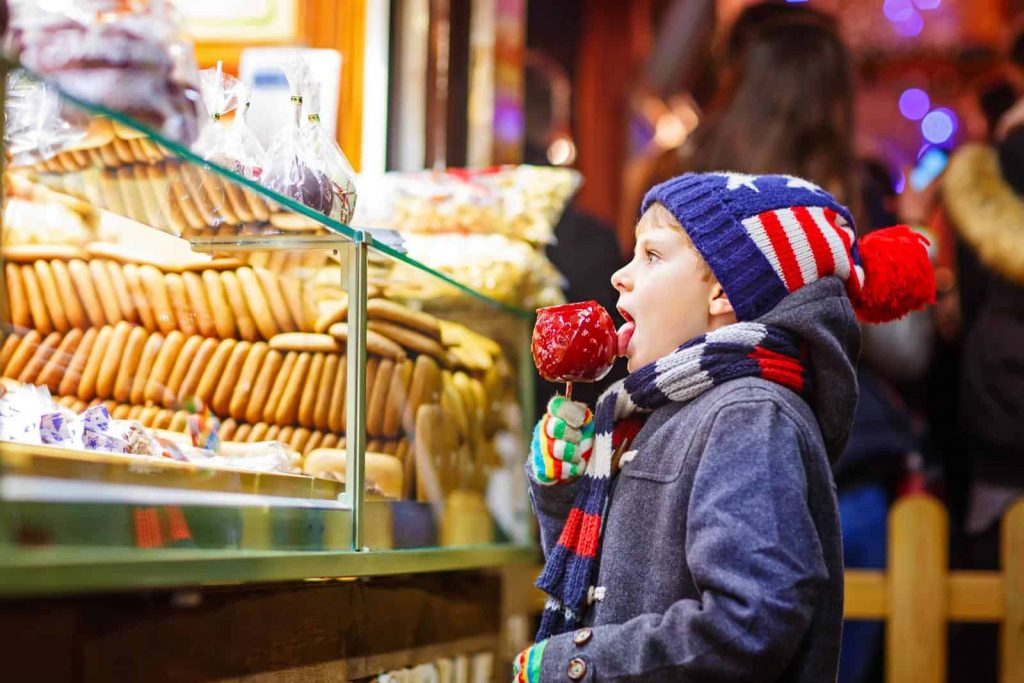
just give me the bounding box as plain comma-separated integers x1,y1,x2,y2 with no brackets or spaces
531,396,595,485
512,639,547,682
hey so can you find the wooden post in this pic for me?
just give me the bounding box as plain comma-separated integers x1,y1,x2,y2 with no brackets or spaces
1001,500,1024,683
886,494,948,683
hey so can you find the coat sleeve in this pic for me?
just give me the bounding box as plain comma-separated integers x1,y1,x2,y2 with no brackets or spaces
538,398,831,682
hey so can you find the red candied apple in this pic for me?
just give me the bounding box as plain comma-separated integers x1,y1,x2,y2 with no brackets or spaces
532,300,618,383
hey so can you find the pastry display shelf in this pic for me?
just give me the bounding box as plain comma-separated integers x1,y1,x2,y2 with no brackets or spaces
0,60,538,595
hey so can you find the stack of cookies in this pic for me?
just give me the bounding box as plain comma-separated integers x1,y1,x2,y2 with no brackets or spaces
1,243,512,502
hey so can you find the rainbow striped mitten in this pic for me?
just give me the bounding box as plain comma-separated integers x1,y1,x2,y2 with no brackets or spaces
530,396,595,486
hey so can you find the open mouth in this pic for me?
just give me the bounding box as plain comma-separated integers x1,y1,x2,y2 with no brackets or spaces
616,306,635,358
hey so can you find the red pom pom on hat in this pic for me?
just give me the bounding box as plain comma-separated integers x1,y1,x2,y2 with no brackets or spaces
852,225,936,323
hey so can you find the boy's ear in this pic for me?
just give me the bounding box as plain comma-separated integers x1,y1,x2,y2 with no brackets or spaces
708,283,735,317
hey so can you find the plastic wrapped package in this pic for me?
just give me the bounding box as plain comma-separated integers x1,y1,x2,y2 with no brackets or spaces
302,81,358,223
353,166,581,245
4,0,202,144
261,58,334,217
4,69,87,167
194,64,265,181
164,63,270,235
388,233,566,309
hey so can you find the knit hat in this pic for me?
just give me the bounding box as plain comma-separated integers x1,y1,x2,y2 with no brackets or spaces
642,172,935,323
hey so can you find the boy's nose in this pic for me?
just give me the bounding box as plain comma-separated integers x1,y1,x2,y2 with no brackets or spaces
611,265,632,292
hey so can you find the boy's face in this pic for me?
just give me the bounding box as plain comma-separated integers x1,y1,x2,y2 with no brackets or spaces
612,204,724,373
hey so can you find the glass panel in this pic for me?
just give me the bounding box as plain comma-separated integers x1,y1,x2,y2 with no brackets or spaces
354,245,533,550
0,60,536,563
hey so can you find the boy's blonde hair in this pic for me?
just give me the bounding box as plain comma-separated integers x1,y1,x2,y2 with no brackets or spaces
638,202,714,281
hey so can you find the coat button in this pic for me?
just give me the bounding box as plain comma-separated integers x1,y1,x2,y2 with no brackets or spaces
567,657,588,680
573,628,593,646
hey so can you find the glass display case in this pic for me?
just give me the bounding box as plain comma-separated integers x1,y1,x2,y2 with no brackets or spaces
0,62,537,594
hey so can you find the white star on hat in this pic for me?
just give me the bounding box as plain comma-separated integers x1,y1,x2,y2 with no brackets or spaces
716,172,761,192
784,176,825,193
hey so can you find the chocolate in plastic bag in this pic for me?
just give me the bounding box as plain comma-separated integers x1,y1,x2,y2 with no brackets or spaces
260,58,333,216
303,80,358,223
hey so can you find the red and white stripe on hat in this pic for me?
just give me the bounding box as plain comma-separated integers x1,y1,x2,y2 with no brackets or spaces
740,206,865,298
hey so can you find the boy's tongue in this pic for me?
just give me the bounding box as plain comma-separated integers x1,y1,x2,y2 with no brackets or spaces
617,322,635,357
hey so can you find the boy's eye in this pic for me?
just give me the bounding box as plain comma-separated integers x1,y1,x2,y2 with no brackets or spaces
644,249,660,264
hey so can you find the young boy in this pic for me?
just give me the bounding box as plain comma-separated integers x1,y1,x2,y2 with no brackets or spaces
515,172,934,682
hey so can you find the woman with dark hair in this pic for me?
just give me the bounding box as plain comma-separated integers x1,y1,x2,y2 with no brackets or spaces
688,4,858,211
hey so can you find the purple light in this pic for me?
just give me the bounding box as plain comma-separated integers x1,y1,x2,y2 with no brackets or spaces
914,0,941,10
893,10,925,37
899,88,931,120
922,109,955,143
895,171,907,194
884,0,915,22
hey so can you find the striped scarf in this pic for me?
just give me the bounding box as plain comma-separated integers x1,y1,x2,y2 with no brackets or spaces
534,322,812,641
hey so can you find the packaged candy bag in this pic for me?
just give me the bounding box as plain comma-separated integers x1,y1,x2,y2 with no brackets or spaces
5,0,202,144
194,63,265,181
303,80,358,223
0,384,55,445
261,58,333,216
4,69,88,167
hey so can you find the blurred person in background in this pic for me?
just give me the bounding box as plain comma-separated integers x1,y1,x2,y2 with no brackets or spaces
654,4,935,681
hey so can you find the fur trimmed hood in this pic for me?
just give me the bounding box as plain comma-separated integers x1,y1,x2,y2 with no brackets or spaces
944,144,1024,284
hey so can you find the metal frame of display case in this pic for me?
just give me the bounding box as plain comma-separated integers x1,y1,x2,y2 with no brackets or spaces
0,60,538,596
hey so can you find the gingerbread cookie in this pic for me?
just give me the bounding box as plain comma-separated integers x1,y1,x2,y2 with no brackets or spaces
164,335,204,407
274,351,312,426
5,263,31,329
96,322,133,399
113,325,148,403
230,342,269,421
314,353,340,432
220,270,258,341
164,273,197,336
130,331,165,405
201,270,237,339
66,259,105,327
246,349,283,425
139,265,177,334
18,331,61,384
58,328,98,397
236,267,279,339
90,260,125,326
182,271,216,337
254,267,297,333
212,340,252,417
143,330,185,405
21,264,54,335
77,325,114,401
367,299,441,340
196,339,237,405
48,260,87,329
177,337,219,403
297,353,326,428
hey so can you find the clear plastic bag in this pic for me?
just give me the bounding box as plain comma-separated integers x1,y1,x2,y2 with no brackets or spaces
4,69,88,166
4,0,202,144
261,58,334,217
194,63,265,181
303,80,358,223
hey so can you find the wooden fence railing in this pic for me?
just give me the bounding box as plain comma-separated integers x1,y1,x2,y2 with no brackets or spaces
846,494,1024,682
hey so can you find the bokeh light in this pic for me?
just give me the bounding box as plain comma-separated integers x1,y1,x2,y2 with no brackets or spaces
899,88,931,120
884,0,915,22
914,0,941,10
921,109,956,144
893,10,925,37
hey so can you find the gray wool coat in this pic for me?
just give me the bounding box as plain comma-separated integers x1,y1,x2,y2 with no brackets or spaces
529,278,859,682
